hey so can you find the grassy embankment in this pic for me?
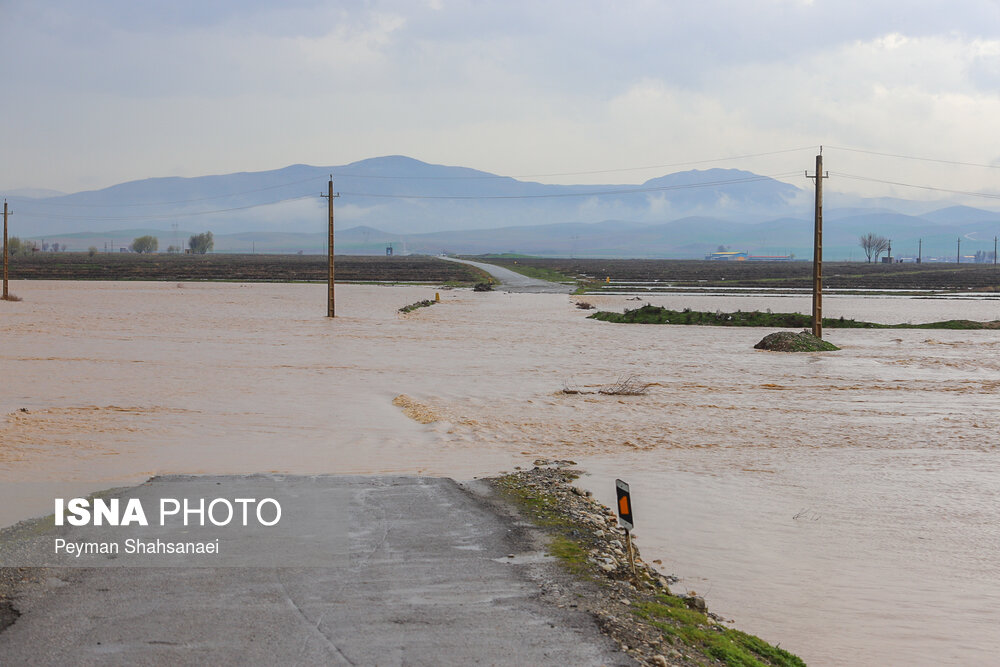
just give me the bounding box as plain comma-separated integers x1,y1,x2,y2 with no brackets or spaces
464,259,599,294
492,467,805,667
464,257,578,285
590,304,1000,329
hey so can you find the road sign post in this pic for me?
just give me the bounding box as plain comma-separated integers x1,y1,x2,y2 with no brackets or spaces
615,479,637,578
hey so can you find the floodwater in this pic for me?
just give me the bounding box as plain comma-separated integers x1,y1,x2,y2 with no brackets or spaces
2,280,999,666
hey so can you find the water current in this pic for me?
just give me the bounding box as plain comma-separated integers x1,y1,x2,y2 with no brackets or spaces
1,280,998,665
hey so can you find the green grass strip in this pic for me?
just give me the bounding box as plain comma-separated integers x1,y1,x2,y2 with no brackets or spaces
590,305,1000,329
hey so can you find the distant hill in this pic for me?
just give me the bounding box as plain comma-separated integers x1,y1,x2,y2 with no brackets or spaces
921,205,1000,225
7,157,809,238
4,188,66,199
9,155,1000,259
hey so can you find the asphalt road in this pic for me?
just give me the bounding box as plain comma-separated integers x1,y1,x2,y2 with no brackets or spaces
441,257,575,293
0,475,632,666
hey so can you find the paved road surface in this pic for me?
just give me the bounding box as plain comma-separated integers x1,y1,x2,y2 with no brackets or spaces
0,475,632,666
442,257,574,293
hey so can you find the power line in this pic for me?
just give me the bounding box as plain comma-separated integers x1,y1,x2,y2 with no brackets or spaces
8,148,814,215
340,172,801,200
19,175,328,208
826,145,1000,170
833,172,1000,200
15,172,801,222
11,149,811,214
16,194,318,222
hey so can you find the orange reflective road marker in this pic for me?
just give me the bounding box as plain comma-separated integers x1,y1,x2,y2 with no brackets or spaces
615,479,633,531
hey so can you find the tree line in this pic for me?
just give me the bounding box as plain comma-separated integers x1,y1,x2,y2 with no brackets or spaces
132,232,213,254
3,231,214,255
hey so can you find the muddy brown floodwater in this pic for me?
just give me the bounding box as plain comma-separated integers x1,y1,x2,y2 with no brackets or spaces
2,280,999,666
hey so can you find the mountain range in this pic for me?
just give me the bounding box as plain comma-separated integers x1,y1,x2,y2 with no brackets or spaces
7,156,1000,260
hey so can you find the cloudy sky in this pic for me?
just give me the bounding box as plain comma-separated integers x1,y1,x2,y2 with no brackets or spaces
2,0,1000,202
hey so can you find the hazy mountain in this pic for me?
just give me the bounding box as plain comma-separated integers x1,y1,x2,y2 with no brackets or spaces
10,157,809,237
10,155,1000,259
4,188,67,199
921,205,1000,225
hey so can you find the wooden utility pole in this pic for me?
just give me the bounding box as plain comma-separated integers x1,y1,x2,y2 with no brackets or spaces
806,151,828,338
918,238,922,264
321,177,340,317
957,237,961,265
3,200,9,300
994,236,997,265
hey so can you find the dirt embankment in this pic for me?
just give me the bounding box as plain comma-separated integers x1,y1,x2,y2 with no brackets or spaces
755,331,840,352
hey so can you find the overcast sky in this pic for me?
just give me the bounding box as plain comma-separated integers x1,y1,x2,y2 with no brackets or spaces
2,0,1000,202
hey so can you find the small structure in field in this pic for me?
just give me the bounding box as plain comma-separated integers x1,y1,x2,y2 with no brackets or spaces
705,251,748,261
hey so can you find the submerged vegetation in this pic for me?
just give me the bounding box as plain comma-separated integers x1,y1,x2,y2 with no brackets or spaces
561,374,653,395
590,304,1000,329
398,299,436,314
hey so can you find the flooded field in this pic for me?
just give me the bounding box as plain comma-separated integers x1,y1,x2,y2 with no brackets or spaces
2,281,998,666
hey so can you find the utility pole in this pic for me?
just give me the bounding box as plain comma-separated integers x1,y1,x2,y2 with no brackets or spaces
887,239,892,263
918,238,922,264
3,200,9,300
994,236,997,265
957,237,961,265
321,177,340,317
806,150,828,338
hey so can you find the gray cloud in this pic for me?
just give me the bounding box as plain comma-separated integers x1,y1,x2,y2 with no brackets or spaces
2,0,1000,200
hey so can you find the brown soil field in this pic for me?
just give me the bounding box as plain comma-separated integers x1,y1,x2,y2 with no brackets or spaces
3,253,489,283
477,257,1000,291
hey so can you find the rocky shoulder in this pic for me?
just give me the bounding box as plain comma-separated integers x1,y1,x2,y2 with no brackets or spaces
486,464,806,666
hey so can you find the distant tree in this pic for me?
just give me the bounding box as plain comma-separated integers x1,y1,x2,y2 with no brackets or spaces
717,244,730,252
859,233,890,263
167,245,180,253
973,250,995,263
873,236,890,262
88,246,98,257
131,235,159,254
188,231,214,254
5,237,30,256
860,233,877,262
